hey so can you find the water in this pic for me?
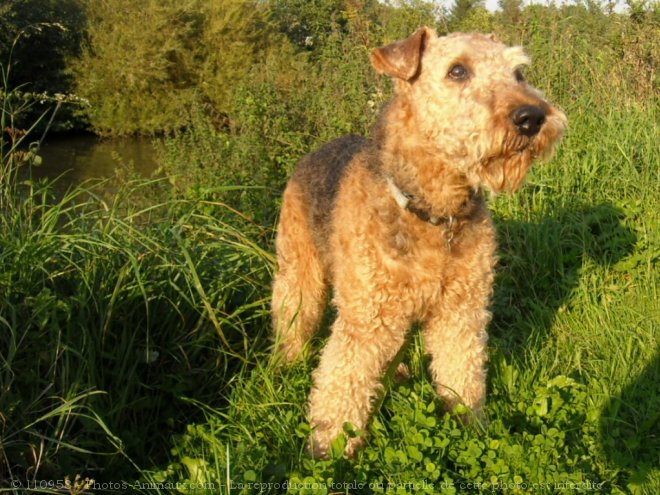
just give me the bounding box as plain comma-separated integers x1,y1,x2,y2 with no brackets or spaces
34,133,160,184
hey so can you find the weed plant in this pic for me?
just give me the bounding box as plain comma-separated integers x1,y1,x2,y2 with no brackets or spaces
2,64,275,484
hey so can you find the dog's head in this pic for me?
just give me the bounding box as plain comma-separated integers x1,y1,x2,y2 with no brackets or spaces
371,28,567,193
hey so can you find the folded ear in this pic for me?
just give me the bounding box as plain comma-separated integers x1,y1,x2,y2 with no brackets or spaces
370,27,431,81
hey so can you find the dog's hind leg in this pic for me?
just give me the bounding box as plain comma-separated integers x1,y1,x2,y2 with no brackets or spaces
272,181,328,362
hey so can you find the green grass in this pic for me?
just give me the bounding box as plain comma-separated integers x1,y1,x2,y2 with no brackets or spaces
141,94,657,494
0,177,275,481
2,10,659,495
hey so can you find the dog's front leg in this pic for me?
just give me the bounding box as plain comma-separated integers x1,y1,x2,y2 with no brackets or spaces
307,312,409,458
423,293,492,423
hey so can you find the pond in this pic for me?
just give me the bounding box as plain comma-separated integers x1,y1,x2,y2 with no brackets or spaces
33,133,160,184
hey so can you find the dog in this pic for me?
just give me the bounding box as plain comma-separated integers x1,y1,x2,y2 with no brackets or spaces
272,28,567,457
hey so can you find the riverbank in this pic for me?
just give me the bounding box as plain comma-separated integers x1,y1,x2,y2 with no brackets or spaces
35,132,160,184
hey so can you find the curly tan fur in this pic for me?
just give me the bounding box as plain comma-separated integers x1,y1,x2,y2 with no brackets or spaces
272,28,567,458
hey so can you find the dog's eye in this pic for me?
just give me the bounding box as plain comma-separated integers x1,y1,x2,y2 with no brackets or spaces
448,64,469,80
514,69,525,82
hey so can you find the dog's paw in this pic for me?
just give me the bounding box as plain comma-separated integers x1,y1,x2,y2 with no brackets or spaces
393,362,411,383
452,403,488,431
307,425,365,459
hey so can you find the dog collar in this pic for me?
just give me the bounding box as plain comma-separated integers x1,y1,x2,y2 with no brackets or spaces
386,176,458,227
386,176,483,250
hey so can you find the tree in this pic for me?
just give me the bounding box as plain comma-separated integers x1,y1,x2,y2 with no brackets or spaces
269,0,347,51
0,0,86,131
498,0,523,25
71,0,203,135
378,0,445,40
196,0,293,121
450,0,485,25
71,0,295,135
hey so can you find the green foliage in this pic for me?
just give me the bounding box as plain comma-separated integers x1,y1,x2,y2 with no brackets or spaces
156,11,388,223
1,2,659,495
150,367,609,494
70,0,202,135
270,0,350,51
194,1,296,121
0,0,85,131
497,0,523,25
450,0,487,28
71,0,297,136
377,1,447,40
0,179,275,476
2,62,275,478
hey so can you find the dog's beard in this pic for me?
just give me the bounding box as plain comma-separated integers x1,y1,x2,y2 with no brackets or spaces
477,119,565,192
480,149,533,192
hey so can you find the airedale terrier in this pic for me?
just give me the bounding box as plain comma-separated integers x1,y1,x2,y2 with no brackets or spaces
272,28,567,457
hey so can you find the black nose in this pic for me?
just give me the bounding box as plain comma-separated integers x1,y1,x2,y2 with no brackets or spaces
511,105,546,137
